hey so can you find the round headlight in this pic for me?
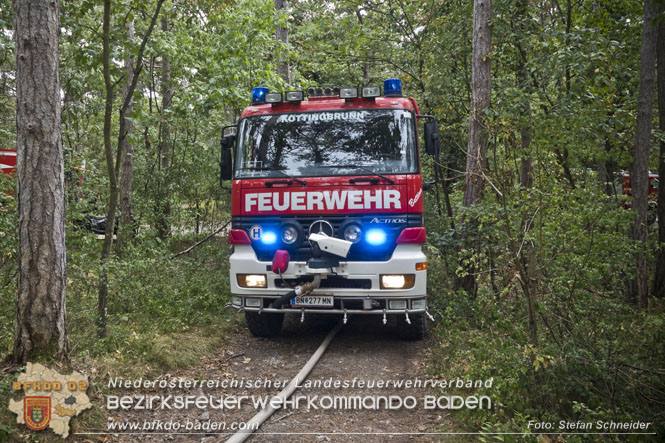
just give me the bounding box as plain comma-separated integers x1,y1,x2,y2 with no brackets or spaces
281,225,298,245
344,225,362,243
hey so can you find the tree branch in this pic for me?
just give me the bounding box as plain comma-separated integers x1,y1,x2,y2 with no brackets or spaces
170,221,230,260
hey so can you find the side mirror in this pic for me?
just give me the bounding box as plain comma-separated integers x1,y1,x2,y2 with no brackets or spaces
423,180,436,191
424,121,439,157
220,134,235,184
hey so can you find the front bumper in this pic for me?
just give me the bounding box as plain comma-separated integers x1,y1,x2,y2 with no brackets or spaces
229,244,427,314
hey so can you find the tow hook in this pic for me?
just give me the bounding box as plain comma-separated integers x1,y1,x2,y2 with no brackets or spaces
270,274,322,309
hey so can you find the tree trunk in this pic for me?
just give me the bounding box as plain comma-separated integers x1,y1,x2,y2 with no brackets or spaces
156,15,173,240
116,19,136,256
98,0,164,337
441,166,455,230
12,0,68,363
275,0,290,85
516,0,537,345
456,0,491,294
462,0,491,207
98,0,116,338
629,0,657,308
653,9,665,299
355,7,370,85
551,0,576,190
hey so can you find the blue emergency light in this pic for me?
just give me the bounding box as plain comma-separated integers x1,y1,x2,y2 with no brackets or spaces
252,87,269,105
365,229,387,246
383,79,402,97
261,231,277,245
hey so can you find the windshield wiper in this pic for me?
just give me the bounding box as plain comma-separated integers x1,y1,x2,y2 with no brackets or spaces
319,164,395,185
244,166,307,186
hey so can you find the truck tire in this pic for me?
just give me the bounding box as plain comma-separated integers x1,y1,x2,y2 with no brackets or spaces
398,312,426,340
245,311,284,337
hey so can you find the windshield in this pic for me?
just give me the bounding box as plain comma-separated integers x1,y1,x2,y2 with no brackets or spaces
235,109,417,178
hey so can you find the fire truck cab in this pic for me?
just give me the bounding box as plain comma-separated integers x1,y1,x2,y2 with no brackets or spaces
220,80,438,339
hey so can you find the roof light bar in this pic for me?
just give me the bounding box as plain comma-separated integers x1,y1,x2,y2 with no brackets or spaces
285,91,304,102
265,92,283,103
339,87,358,99
383,79,402,97
251,87,269,104
307,86,341,97
361,86,381,98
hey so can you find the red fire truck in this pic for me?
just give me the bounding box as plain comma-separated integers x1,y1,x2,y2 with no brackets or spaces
0,149,16,175
619,171,659,224
0,149,17,198
220,80,438,339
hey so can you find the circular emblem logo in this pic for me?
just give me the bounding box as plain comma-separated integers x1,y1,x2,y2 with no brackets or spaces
309,220,334,237
249,225,263,241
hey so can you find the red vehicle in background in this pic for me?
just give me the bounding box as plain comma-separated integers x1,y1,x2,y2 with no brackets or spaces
0,149,16,175
620,171,659,224
1,149,17,198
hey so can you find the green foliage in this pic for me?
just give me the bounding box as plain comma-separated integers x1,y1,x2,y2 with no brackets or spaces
63,230,233,367
0,0,14,151
425,166,664,434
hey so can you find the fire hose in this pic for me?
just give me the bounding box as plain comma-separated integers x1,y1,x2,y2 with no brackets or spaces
225,319,343,443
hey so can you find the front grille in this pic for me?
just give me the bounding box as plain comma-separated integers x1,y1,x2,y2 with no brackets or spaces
277,275,372,289
233,213,421,262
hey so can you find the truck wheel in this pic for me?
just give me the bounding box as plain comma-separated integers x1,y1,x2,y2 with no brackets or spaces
245,311,284,337
398,312,426,340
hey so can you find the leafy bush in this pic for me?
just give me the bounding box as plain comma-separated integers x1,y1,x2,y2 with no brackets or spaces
426,174,665,436
63,229,233,366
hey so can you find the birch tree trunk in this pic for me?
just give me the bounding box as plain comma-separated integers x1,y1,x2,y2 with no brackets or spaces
12,0,68,362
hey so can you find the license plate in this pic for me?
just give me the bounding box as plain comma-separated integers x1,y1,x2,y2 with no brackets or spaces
291,295,334,307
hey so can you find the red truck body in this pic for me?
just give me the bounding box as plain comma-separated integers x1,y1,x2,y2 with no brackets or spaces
0,149,17,175
621,173,659,203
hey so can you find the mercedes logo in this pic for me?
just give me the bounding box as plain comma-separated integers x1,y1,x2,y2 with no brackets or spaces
309,220,334,237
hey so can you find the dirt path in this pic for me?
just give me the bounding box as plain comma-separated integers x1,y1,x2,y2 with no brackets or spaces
107,314,463,442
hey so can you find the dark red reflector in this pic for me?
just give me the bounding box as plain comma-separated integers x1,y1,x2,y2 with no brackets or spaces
229,229,251,245
396,227,426,244
272,250,290,274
